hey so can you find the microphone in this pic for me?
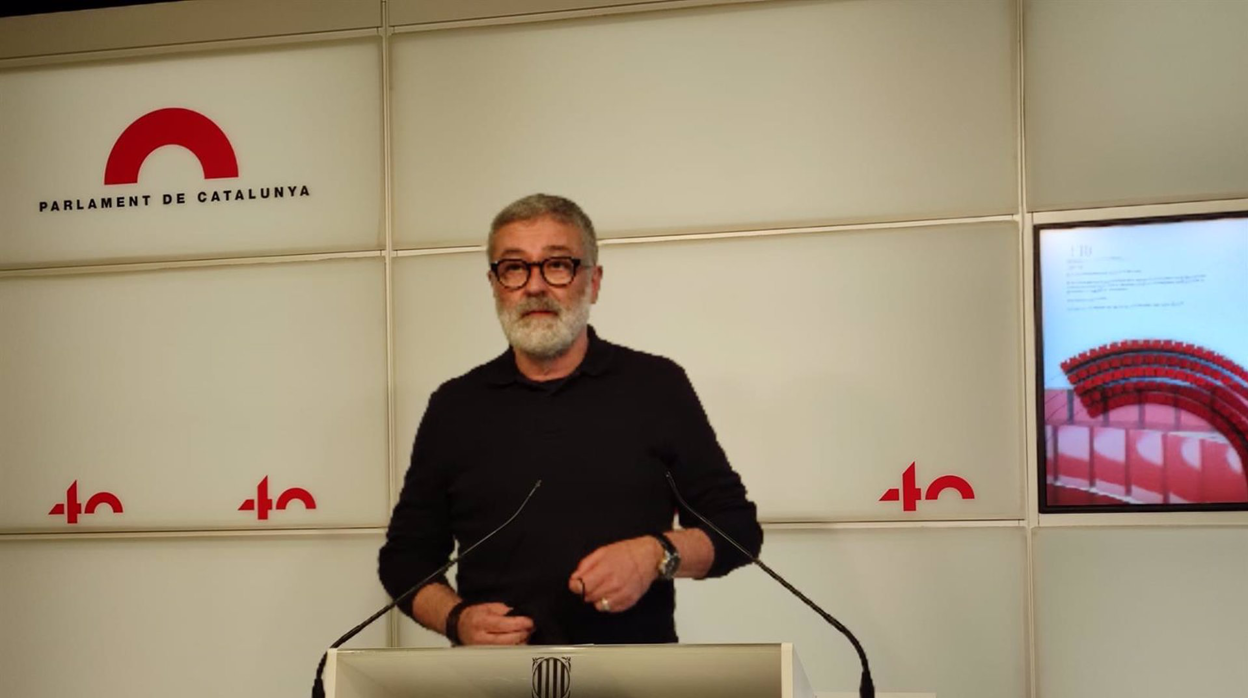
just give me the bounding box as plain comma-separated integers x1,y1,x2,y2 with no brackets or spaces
665,472,874,698
311,479,542,698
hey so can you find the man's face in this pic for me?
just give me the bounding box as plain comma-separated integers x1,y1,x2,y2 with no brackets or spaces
489,215,602,360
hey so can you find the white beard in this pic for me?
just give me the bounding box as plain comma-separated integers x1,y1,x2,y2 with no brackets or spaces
495,281,593,360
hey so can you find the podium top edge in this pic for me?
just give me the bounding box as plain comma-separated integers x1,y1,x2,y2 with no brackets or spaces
333,642,793,655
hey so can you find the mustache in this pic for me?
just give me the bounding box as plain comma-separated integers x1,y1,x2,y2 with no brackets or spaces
513,296,561,317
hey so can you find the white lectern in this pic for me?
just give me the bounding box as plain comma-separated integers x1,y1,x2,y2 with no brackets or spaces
324,643,815,698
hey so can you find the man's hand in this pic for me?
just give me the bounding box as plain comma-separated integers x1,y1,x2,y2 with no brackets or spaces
568,536,663,614
455,603,534,645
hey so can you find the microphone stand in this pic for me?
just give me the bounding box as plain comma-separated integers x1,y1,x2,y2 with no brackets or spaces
311,480,541,698
665,472,874,698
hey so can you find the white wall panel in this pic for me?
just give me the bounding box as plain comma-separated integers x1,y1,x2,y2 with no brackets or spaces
678,527,1026,697
0,258,388,531
1025,0,1248,210
394,222,1023,521
1034,527,1248,698
391,0,1017,246
0,534,389,698
0,39,383,267
397,526,1028,698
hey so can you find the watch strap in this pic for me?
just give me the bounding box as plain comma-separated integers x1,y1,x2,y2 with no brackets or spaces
445,600,469,646
648,532,680,580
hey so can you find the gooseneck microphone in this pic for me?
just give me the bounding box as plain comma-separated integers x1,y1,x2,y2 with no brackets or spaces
665,472,875,698
311,480,542,698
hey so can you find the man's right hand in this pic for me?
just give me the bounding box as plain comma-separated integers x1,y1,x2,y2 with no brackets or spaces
454,603,534,645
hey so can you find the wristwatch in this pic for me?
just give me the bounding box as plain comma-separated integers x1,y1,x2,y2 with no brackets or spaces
649,533,680,581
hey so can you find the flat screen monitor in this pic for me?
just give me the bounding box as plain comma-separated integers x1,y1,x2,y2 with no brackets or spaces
1035,211,1248,512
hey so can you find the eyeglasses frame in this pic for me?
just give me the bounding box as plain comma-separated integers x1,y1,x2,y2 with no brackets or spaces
489,256,585,289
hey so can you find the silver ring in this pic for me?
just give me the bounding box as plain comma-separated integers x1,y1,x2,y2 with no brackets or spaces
597,598,612,613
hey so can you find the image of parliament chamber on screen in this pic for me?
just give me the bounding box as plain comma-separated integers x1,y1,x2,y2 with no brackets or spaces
1036,211,1248,512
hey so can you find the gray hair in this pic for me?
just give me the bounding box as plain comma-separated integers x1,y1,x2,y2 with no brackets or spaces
488,194,598,267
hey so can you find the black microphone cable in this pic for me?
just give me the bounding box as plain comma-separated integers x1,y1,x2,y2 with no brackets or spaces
665,472,874,698
311,479,542,698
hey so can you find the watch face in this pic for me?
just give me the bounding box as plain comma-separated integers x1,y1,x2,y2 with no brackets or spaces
659,550,680,579
652,534,679,579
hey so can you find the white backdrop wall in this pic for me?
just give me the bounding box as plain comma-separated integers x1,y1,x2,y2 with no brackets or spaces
1,1,1246,697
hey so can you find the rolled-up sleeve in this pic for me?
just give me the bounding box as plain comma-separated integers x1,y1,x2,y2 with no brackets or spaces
661,364,763,578
378,387,455,615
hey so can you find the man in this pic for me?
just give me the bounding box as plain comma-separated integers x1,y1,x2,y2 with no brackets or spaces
379,194,762,645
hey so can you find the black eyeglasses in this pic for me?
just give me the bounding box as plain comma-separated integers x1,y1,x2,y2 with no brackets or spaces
490,257,584,289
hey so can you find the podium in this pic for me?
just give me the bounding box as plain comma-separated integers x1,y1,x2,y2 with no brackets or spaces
324,643,815,698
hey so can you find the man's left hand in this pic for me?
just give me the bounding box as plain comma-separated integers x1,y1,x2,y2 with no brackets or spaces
568,536,662,614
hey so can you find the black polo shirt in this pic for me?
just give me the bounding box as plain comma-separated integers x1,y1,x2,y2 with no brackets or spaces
379,326,762,644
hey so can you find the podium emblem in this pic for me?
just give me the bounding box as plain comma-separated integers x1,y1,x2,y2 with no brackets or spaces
532,656,571,698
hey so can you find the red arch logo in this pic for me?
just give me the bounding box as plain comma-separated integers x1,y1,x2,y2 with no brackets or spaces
103,108,239,185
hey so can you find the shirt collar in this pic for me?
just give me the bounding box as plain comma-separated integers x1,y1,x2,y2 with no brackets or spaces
484,325,614,387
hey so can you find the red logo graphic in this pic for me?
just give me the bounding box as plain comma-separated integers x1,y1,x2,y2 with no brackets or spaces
879,462,975,512
104,107,239,185
239,476,316,520
48,481,124,524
